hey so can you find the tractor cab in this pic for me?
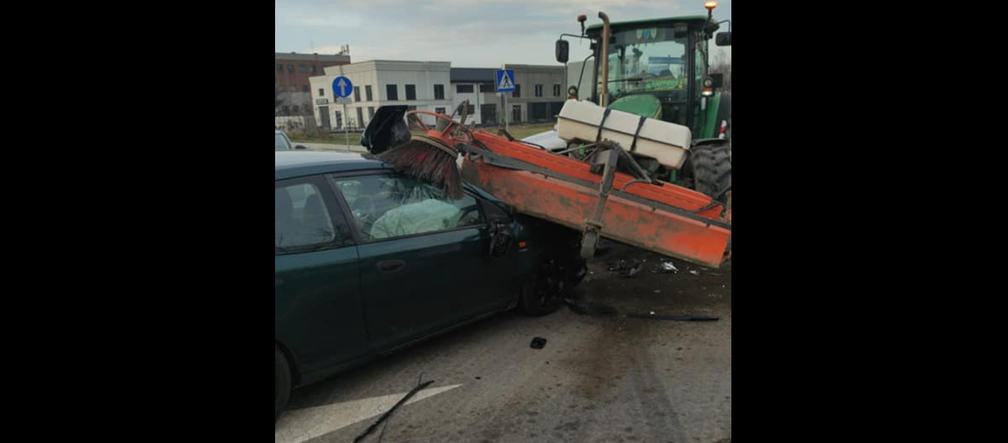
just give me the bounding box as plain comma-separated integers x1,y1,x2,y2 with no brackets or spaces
558,4,730,140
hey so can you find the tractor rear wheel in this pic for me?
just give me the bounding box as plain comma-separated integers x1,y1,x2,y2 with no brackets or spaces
689,141,732,203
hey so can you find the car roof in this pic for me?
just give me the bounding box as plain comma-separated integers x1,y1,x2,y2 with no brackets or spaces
275,151,393,181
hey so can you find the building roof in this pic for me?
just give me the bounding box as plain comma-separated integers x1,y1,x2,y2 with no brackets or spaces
451,68,497,83
275,52,351,63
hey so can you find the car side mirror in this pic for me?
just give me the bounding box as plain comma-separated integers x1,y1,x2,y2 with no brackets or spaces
716,32,731,47
295,145,307,150
489,221,513,259
555,40,570,64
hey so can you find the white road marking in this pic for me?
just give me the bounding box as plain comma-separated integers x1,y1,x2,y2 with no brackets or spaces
275,384,463,443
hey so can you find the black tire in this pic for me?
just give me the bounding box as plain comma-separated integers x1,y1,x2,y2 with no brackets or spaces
275,346,291,422
520,257,572,317
689,141,732,203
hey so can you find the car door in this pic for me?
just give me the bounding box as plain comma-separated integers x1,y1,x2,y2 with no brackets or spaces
275,175,368,379
332,173,503,352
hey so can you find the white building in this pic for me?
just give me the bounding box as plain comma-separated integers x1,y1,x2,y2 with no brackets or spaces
451,65,567,126
450,68,499,126
310,61,453,130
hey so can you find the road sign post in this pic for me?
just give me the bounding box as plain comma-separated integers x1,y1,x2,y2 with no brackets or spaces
332,76,354,151
496,69,515,131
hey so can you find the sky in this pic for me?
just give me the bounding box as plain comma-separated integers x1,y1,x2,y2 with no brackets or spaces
274,0,731,68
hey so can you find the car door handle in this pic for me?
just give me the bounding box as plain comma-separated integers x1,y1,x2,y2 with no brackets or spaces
377,260,406,273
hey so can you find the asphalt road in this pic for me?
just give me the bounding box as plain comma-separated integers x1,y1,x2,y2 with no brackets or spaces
275,242,732,443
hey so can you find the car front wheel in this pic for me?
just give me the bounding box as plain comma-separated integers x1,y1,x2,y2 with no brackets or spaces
275,345,291,422
520,257,571,316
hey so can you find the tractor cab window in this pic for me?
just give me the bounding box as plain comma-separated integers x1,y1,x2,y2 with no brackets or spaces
599,27,688,103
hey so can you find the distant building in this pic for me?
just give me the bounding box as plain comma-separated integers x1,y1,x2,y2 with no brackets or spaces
503,64,567,124
275,52,351,116
310,61,453,130
450,68,498,126
309,61,566,130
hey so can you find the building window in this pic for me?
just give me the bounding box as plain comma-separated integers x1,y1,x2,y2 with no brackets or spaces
406,85,417,101
299,65,307,73
554,84,562,97
302,85,310,93
356,108,364,128
335,111,343,129
368,107,375,119
456,84,474,94
513,84,521,98
354,87,361,102
480,84,495,93
312,65,317,73
283,106,290,115
407,106,417,111
288,64,294,72
436,107,447,115
387,85,398,101
366,85,373,102
434,84,445,100
535,85,543,98
292,106,300,114
319,88,325,97
289,86,297,93
277,64,283,72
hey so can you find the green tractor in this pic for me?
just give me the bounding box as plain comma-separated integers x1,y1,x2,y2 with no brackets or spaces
555,2,732,202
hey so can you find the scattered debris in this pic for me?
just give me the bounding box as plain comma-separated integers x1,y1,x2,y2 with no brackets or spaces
530,337,548,350
689,270,700,276
626,312,719,322
608,260,642,278
566,299,719,322
353,378,436,443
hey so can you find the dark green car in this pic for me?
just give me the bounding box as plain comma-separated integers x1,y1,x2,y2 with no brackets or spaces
275,151,585,420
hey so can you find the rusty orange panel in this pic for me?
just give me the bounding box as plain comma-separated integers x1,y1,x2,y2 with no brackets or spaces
462,161,731,268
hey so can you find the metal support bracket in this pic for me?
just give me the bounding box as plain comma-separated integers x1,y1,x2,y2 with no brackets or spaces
582,148,620,259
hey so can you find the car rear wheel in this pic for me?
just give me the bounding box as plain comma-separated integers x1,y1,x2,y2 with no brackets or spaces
275,346,291,422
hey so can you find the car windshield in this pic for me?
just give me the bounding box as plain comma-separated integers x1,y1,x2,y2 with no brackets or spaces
598,26,689,100
275,133,291,151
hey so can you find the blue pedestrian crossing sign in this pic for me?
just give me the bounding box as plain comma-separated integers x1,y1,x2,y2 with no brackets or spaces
332,76,354,99
496,70,516,92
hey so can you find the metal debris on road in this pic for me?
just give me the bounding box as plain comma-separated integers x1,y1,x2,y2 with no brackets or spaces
530,337,548,350
353,378,436,443
608,260,642,278
566,299,719,322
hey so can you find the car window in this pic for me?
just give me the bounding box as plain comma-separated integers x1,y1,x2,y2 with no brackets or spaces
335,175,484,241
275,133,291,151
275,181,346,252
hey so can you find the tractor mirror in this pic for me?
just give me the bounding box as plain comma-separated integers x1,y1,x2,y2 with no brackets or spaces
716,32,732,47
709,74,724,89
556,40,570,64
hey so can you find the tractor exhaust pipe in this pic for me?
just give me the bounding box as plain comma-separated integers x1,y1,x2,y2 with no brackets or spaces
598,11,610,108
